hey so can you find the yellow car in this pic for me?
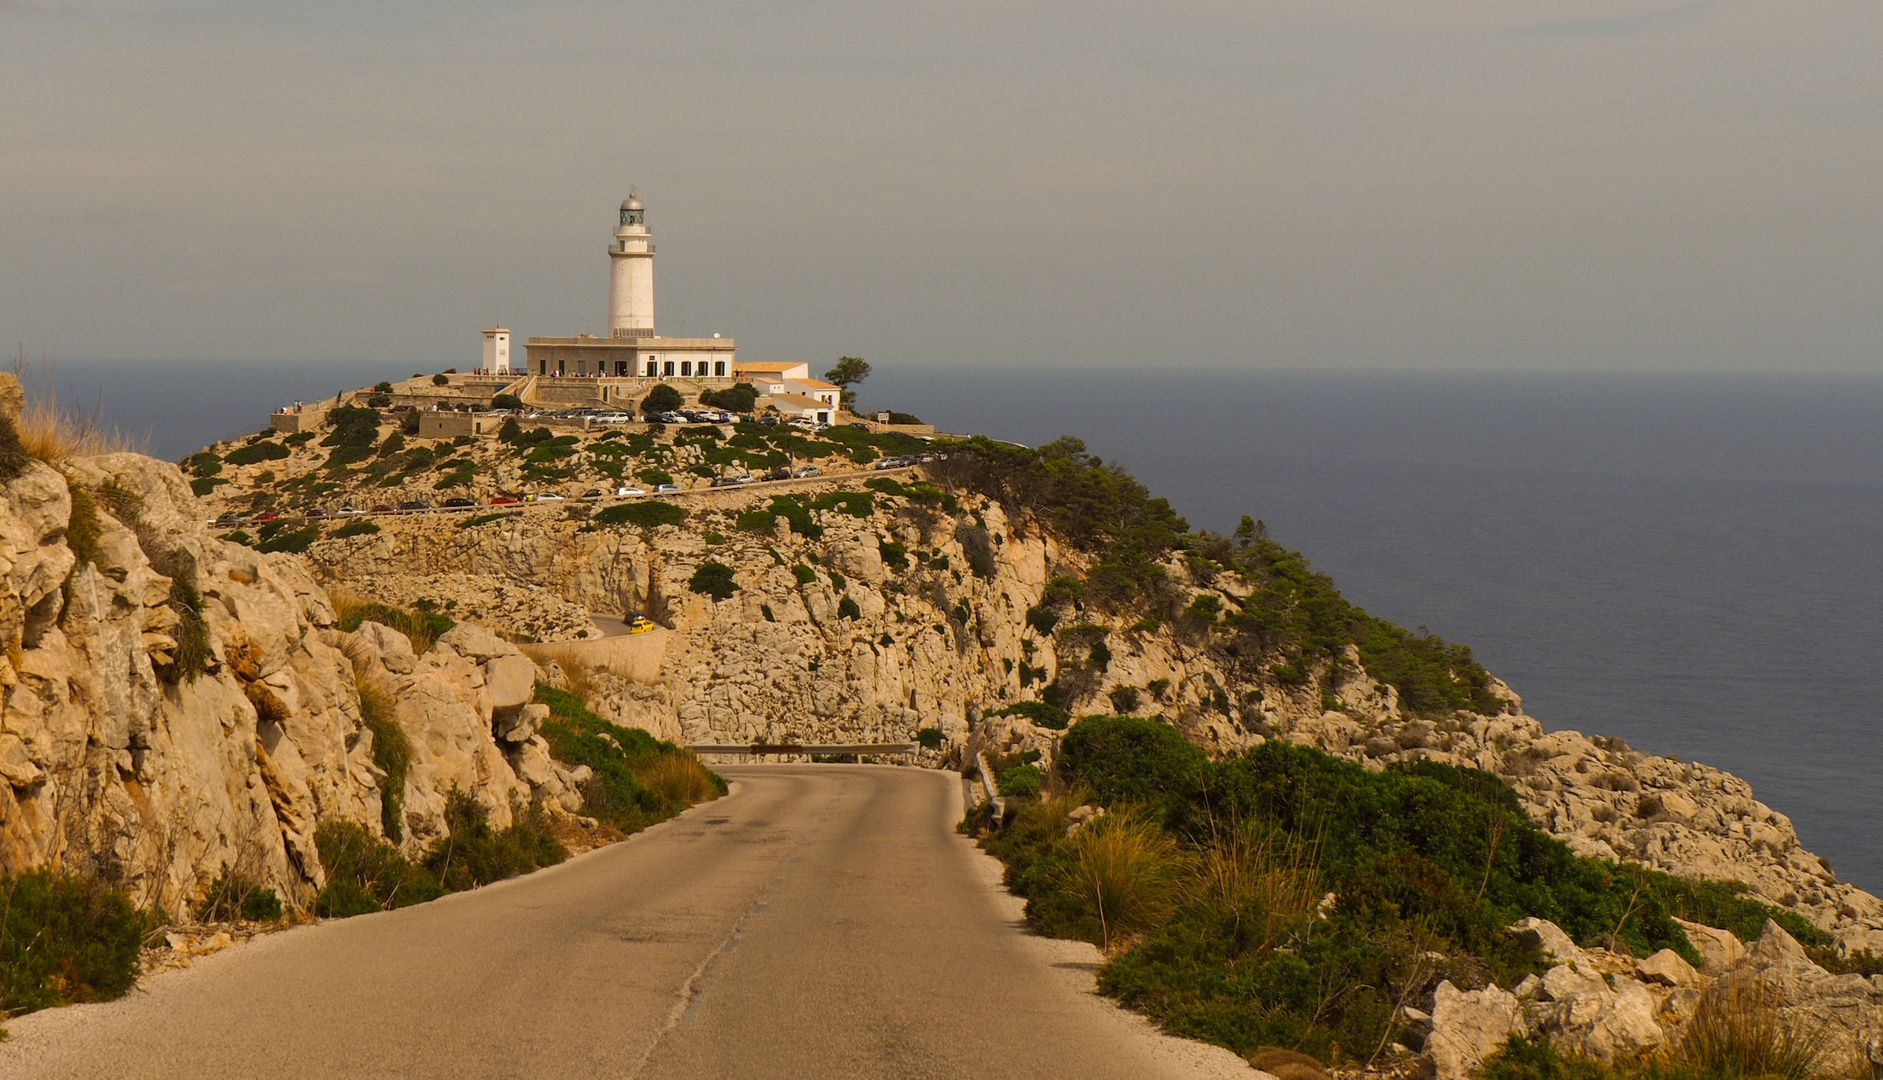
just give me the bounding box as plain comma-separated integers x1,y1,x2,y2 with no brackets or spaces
627,616,656,635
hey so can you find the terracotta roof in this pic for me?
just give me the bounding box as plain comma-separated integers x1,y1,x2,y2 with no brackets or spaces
770,393,827,410
734,362,807,372
789,377,840,390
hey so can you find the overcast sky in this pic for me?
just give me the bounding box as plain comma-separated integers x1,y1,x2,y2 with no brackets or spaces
3,1,1879,371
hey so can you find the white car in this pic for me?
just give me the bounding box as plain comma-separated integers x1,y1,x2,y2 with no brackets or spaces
654,484,682,494
527,493,565,502
616,486,646,496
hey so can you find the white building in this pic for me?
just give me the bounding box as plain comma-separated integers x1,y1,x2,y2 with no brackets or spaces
482,327,512,374
609,194,655,339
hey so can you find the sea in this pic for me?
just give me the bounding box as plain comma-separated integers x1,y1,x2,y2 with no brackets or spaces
35,360,1883,893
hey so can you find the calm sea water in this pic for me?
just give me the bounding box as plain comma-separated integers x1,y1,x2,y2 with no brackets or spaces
40,361,1883,891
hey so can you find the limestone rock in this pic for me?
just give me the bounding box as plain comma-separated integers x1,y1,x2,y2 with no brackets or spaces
1636,948,1701,988
497,702,550,743
1427,980,1526,1080
1678,919,1749,974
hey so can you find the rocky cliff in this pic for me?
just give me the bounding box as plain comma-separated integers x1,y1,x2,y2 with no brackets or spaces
0,381,591,915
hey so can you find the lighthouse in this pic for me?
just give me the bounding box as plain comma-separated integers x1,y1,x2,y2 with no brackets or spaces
608,193,655,339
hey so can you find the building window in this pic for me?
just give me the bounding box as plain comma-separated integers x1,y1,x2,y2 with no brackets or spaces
715,361,727,377
645,360,657,377
663,361,675,376
680,360,692,377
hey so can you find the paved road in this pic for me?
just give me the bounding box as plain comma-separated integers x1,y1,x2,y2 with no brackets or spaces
4,766,1250,1080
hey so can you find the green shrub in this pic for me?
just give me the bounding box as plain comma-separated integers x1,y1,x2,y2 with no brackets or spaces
792,564,818,585
592,501,687,529
189,476,226,496
65,484,102,568
736,495,822,539
332,520,380,539
432,372,450,386
420,791,567,893
357,679,411,841
986,700,1073,730
534,684,725,831
225,440,290,466
636,468,673,486
257,526,320,554
689,561,739,599
997,763,1043,797
311,821,444,916
194,867,283,922
837,594,861,619
809,490,873,518
0,415,30,481
0,869,151,1016
491,393,523,411
1057,716,1206,819
641,383,684,415
916,727,945,749
879,539,908,570
335,601,454,654
374,380,393,392
700,383,758,413
1025,606,1060,635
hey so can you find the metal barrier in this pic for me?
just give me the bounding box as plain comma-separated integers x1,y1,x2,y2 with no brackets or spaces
687,743,918,760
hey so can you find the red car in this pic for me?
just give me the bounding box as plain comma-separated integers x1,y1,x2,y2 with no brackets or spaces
253,511,279,522
489,496,521,505
370,504,395,514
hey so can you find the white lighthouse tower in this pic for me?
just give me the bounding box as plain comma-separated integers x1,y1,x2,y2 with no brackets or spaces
608,193,655,339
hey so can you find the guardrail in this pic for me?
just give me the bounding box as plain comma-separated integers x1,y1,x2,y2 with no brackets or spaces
686,743,919,758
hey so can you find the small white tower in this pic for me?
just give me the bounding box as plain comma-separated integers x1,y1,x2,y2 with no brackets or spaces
608,193,655,339
482,327,512,374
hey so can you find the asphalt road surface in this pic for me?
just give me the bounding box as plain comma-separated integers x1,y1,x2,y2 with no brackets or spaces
3,765,1251,1080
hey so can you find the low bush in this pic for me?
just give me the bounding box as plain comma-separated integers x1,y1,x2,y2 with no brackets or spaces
986,700,1073,731
916,727,945,749
0,870,151,1016
592,501,687,529
640,383,684,415
699,383,757,413
225,440,290,466
421,791,567,893
332,520,380,539
194,867,283,922
689,561,739,600
490,393,523,411
256,526,320,554
836,594,861,619
331,591,455,653
312,822,444,916
460,511,518,529
997,763,1044,797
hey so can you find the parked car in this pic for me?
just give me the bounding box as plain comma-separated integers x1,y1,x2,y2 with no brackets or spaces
442,497,476,509
303,508,328,519
370,504,396,514
214,513,243,526
765,467,792,481
793,466,820,478
528,493,564,502
490,495,521,505
580,488,605,499
653,484,682,494
616,486,646,497
397,500,431,511
336,506,366,516
253,511,279,522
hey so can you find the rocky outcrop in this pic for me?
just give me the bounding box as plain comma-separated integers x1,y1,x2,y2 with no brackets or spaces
0,379,589,914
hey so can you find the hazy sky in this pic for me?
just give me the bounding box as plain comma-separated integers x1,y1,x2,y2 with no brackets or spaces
3,1,1880,371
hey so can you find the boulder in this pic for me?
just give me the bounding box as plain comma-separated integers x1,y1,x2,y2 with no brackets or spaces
1427,980,1526,1080
1578,977,1664,1063
1636,948,1701,989
436,621,511,661
1677,919,1748,974
497,702,550,744
484,654,537,711
1511,917,1587,968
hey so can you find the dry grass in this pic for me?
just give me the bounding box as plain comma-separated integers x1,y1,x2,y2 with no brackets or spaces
327,586,450,655
1191,820,1322,953
521,642,603,702
12,369,144,464
1676,982,1831,1080
634,753,721,806
1063,808,1188,951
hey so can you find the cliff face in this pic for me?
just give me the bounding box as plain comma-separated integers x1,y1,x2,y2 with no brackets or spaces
0,390,589,914
297,481,1883,953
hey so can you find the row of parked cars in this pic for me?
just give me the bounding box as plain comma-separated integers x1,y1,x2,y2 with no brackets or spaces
646,408,740,425
209,485,688,527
